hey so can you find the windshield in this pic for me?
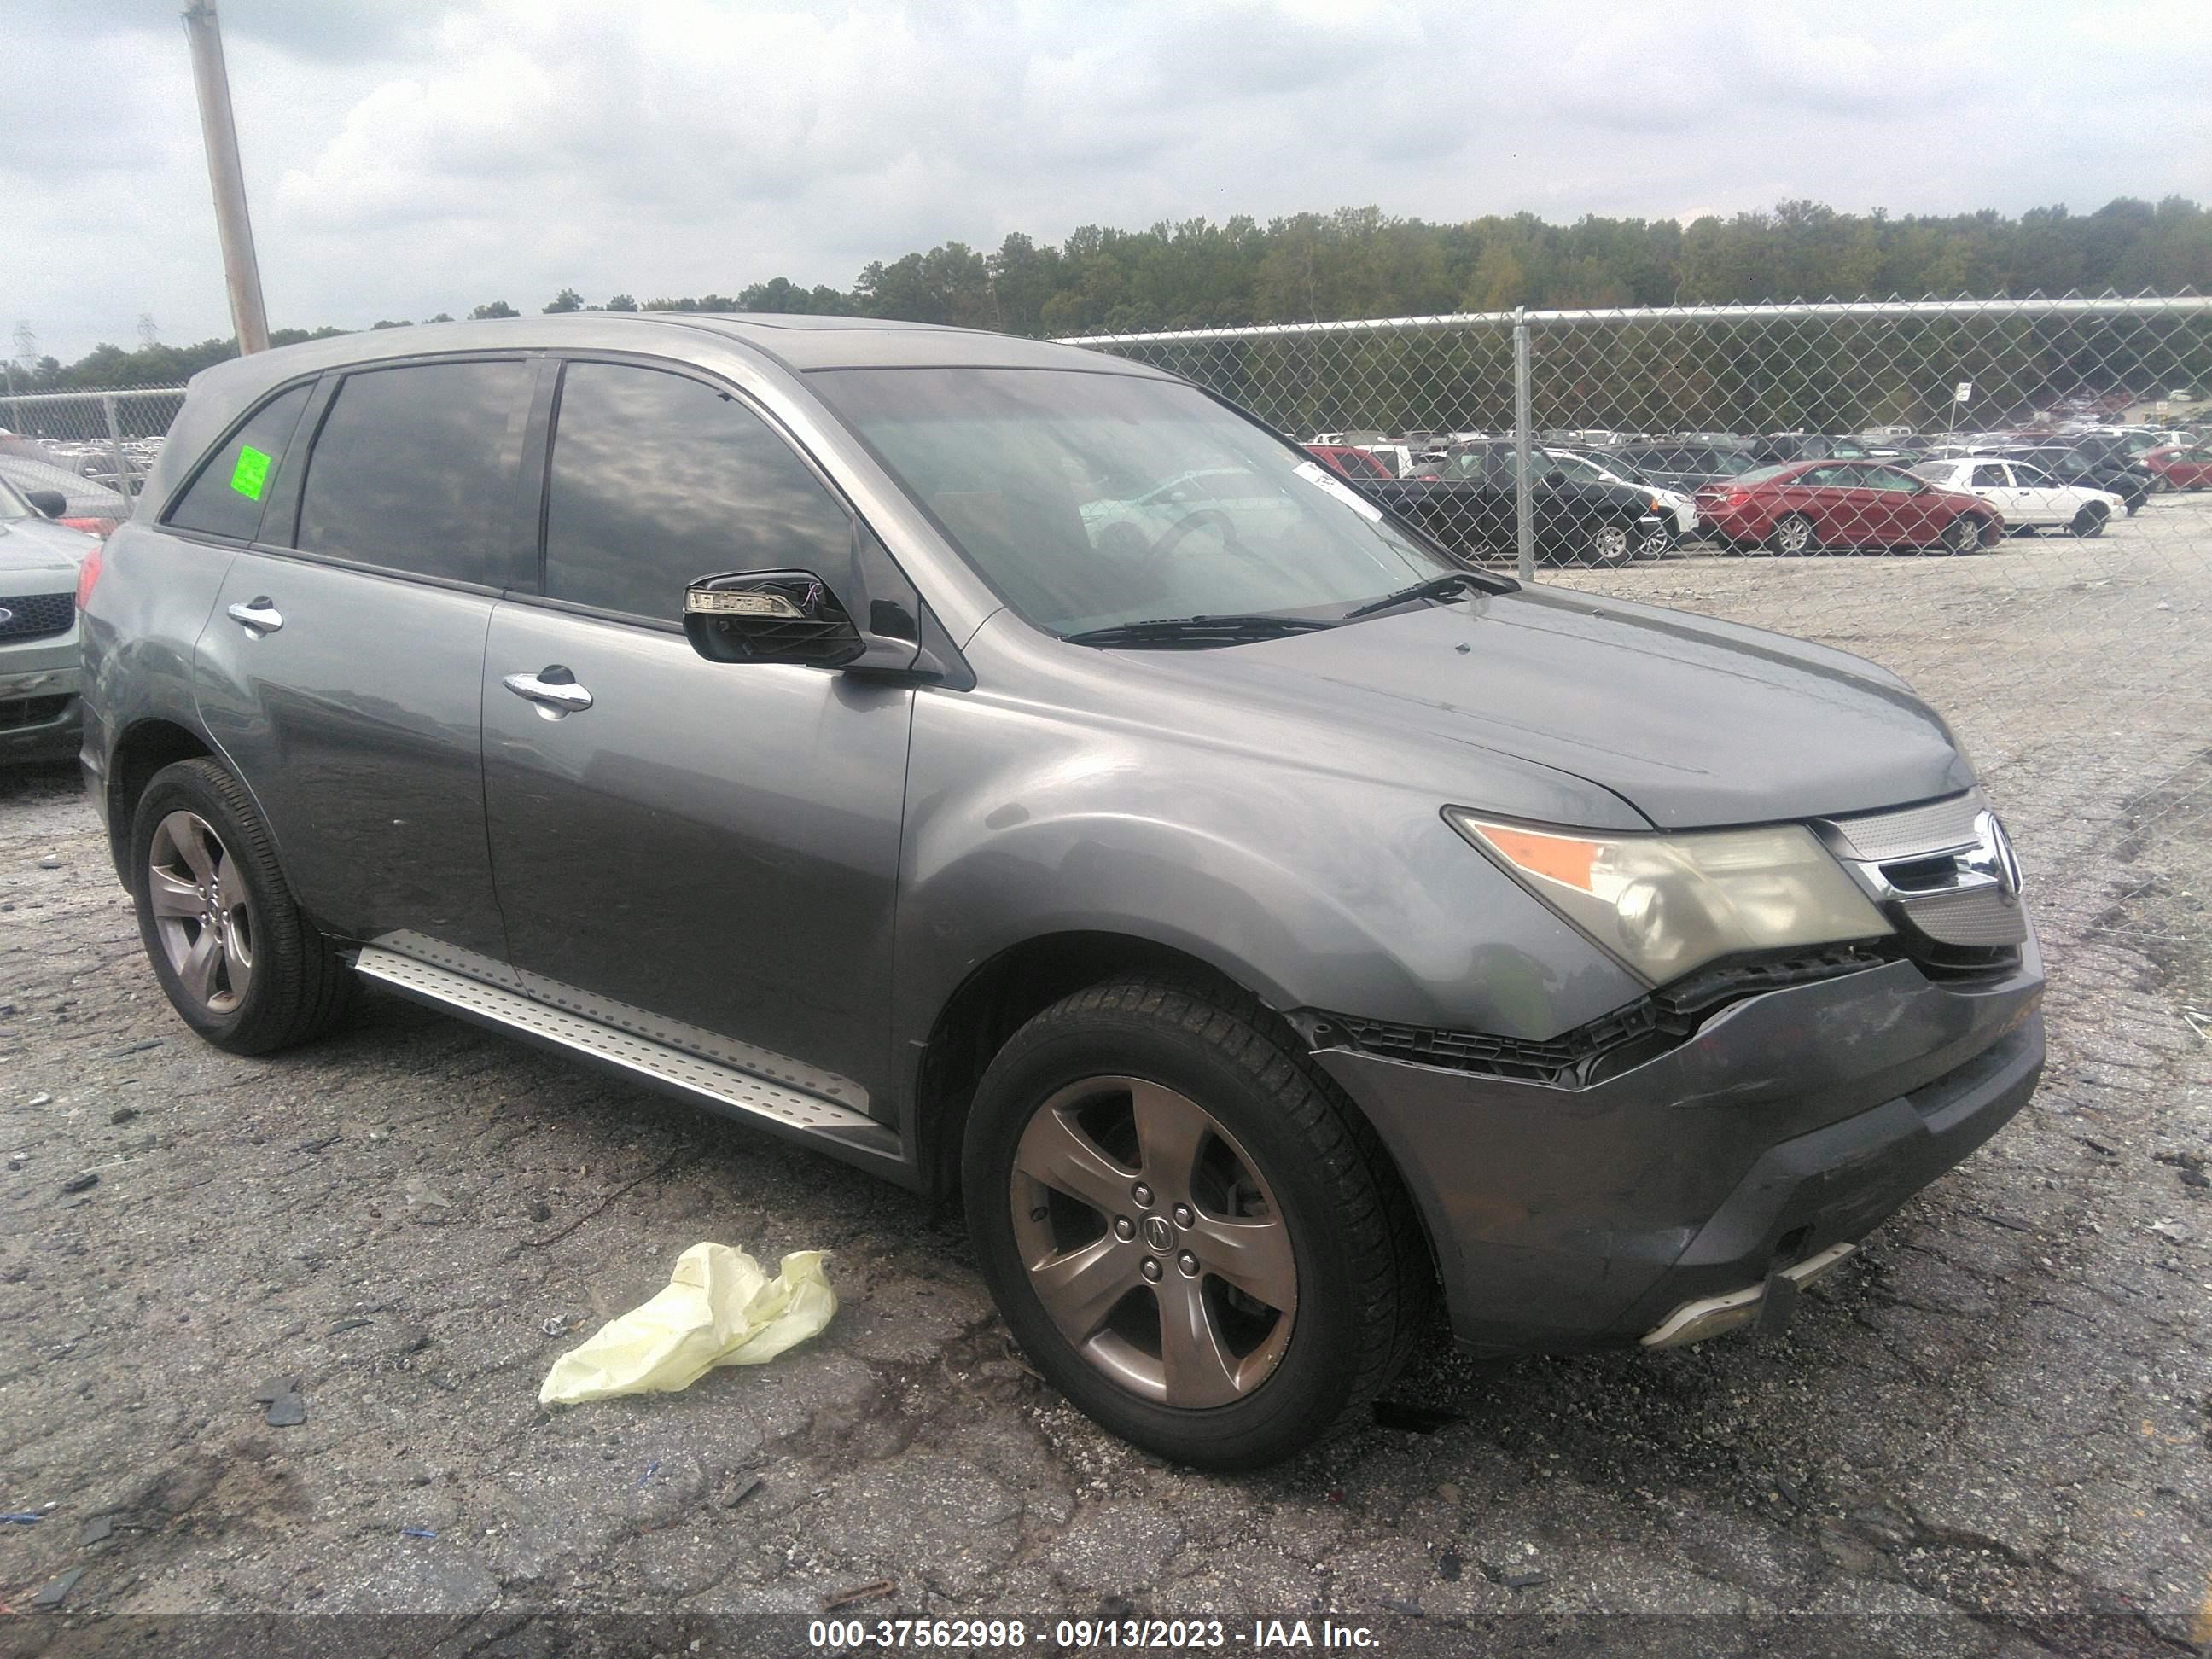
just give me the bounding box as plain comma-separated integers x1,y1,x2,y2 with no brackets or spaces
1732,463,1796,486
0,476,29,521
814,368,1464,636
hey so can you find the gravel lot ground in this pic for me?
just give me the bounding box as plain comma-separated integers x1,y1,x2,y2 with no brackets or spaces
3,495,2209,1655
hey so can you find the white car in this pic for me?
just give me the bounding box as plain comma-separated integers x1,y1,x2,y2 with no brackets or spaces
1909,457,2123,538
1355,443,1430,480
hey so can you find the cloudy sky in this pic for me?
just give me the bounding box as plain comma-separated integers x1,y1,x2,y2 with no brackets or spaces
4,0,2207,362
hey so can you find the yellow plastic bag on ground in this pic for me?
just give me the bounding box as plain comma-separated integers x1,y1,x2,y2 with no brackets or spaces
538,1244,835,1406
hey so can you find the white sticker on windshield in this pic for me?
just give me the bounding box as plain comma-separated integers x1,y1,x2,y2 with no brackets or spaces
1294,459,1385,523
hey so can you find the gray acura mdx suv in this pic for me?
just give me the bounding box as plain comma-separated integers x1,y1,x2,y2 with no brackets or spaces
79,315,2043,1468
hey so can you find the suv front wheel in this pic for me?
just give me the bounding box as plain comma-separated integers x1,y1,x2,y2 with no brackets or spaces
129,759,355,1054
963,976,1431,1469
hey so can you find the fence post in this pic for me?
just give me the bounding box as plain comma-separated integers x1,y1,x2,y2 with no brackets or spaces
100,393,131,500
1511,307,1534,580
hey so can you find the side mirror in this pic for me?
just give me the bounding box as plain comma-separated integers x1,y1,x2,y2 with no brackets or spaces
26,489,67,518
684,570,868,667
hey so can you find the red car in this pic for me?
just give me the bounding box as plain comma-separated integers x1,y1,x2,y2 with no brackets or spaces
1696,459,2003,555
2145,444,2212,490
1303,444,1394,481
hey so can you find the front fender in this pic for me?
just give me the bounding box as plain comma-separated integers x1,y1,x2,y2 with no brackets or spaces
893,688,1644,1074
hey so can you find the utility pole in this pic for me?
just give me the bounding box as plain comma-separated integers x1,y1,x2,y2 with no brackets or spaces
182,2,271,354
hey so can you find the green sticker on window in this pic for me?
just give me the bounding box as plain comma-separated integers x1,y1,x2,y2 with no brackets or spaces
230,445,271,500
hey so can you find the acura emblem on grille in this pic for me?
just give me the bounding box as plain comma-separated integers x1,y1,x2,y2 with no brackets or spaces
1965,810,2023,900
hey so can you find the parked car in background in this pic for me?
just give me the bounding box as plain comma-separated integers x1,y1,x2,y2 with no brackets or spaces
1697,459,2004,554
1304,444,1393,480
1356,443,1433,480
79,312,2044,1468
1980,445,2150,515
1908,457,2122,538
1749,434,1891,466
1398,440,1662,566
1610,442,1761,494
2143,443,2212,490
1551,449,1697,555
0,474,102,762
0,435,132,536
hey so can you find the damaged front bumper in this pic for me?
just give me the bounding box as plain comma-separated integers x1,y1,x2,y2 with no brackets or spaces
1312,934,2045,1353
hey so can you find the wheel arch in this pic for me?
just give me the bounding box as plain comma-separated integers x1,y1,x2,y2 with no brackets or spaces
104,718,215,883
909,929,1260,1202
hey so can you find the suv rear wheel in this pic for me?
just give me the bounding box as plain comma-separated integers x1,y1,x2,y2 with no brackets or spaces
963,976,1430,1469
130,759,355,1054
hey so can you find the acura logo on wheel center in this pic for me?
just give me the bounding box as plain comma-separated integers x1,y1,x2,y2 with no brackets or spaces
1141,1215,1176,1253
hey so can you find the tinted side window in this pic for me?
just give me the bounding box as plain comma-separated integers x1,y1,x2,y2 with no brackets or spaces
543,362,853,619
165,383,314,540
295,360,534,585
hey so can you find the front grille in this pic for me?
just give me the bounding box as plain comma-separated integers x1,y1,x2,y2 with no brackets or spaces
1896,887,2029,949
1819,789,2029,964
0,693,73,731
1826,793,1981,860
0,592,74,643
1313,943,1890,1089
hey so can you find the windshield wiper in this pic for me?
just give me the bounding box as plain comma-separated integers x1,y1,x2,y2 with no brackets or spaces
1342,571,1488,619
1062,614,1340,649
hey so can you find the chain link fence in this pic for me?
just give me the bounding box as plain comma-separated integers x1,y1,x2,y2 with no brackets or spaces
0,386,185,518
4,305,2209,974
1064,295,2212,978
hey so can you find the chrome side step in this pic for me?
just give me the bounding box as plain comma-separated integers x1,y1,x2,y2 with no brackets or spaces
353,945,898,1155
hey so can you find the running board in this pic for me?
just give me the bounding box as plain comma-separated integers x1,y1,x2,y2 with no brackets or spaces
353,945,901,1161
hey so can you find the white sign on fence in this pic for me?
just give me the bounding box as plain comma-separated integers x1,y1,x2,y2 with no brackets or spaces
1953,381,1973,404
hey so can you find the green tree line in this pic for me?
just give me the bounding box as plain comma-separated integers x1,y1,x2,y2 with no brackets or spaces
9,196,2206,395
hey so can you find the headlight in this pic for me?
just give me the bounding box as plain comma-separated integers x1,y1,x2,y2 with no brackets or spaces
1445,811,1892,984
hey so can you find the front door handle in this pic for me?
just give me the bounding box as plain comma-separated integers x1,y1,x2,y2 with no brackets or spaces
502,667,594,719
225,597,283,637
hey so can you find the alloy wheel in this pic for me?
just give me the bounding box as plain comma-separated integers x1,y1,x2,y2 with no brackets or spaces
1588,523,1633,565
1009,1075,1297,1408
1773,515,1814,555
146,810,255,1016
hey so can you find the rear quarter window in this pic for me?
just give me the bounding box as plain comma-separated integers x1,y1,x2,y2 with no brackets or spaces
163,382,315,541
294,359,535,585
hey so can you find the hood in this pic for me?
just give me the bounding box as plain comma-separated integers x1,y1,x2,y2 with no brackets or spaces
1117,586,1973,830
0,514,97,583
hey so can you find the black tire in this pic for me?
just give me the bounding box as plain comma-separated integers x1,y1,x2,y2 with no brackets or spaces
129,758,355,1055
1931,514,1981,556
2067,503,2109,538
1767,513,1818,556
1565,520,1635,568
963,975,1432,1470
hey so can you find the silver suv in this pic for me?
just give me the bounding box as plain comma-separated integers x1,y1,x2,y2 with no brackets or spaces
80,315,2044,1468
2,475,101,762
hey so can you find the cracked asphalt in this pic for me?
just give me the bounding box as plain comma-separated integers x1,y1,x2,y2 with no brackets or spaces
3,498,2209,1655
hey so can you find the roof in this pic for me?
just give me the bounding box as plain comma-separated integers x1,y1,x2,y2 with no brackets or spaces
144,312,1165,515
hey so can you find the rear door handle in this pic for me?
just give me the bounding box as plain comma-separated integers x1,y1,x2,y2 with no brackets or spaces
225,598,283,637
502,667,594,719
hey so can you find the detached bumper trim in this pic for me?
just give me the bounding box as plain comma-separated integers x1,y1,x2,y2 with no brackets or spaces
1639,1242,1858,1348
